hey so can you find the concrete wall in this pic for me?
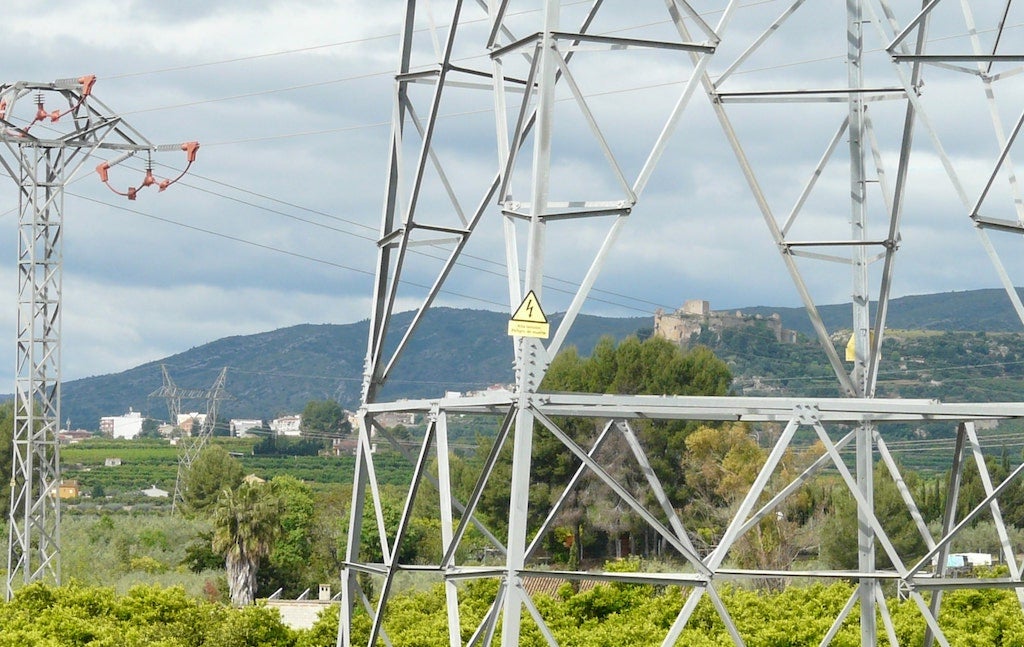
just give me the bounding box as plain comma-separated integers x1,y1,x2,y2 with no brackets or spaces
264,601,335,630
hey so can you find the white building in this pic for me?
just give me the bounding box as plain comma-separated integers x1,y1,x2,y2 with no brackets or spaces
270,415,302,437
177,412,207,435
100,409,144,440
58,429,93,445
947,553,993,569
157,423,176,437
141,485,170,498
230,419,263,438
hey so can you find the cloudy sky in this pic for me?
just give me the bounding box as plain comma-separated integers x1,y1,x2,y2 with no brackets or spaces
0,0,1022,383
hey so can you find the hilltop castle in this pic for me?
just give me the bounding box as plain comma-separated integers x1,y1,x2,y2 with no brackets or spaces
653,300,797,345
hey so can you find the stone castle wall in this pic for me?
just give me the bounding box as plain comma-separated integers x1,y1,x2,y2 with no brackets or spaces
654,301,792,345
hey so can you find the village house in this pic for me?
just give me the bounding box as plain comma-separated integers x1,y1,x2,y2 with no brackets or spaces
56,480,80,499
230,419,263,438
58,429,93,445
176,412,207,436
270,415,302,437
99,409,144,440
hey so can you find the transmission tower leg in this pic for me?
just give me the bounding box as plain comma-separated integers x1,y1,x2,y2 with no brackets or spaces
6,145,64,599
846,1,879,641
338,414,369,647
856,423,876,645
501,0,559,641
501,404,536,647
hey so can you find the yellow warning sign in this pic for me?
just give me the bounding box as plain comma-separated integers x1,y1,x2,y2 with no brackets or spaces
508,290,550,338
845,331,875,362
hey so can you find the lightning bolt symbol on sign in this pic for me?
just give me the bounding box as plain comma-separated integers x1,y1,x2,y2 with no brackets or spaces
508,290,549,338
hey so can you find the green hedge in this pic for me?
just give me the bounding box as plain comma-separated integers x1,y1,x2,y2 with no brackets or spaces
5,574,1024,646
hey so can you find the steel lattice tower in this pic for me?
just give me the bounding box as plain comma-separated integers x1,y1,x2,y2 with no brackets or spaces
340,2,1024,646
151,366,231,512
0,78,196,598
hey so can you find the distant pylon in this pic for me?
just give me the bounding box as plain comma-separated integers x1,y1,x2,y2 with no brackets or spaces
0,77,197,599
149,365,185,427
158,367,231,513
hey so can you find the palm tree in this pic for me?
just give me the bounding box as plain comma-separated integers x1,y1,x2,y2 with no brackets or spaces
211,480,283,606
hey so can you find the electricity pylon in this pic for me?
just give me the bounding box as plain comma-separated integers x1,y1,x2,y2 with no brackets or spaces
149,366,231,512
0,77,196,598
338,2,1024,646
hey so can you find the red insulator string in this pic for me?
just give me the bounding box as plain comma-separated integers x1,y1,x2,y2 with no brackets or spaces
23,75,96,133
96,141,199,200
156,141,200,191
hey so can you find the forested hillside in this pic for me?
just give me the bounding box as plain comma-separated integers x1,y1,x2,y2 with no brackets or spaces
702,325,1024,403
737,288,1024,337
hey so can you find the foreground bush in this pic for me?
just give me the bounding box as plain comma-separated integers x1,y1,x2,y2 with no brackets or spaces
0,582,296,647
339,575,1024,647
5,574,1024,646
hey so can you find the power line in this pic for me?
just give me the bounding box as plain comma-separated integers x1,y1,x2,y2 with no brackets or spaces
58,10,1017,318
109,3,1024,129
69,192,374,275
127,154,679,314
179,163,674,312
0,87,664,319
59,163,1024,392
107,37,402,81
56,12,1015,313
72,176,665,315
101,0,603,81
122,70,393,116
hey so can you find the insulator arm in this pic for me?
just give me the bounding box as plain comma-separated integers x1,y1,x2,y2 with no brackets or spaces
156,142,200,192
97,142,198,200
95,151,135,181
27,75,96,129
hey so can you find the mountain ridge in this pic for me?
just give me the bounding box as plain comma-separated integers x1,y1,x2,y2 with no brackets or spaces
59,289,1024,430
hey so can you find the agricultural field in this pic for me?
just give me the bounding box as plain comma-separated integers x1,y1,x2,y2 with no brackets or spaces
58,437,416,501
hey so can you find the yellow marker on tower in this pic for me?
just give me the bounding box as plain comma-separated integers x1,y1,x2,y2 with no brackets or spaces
508,290,550,338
